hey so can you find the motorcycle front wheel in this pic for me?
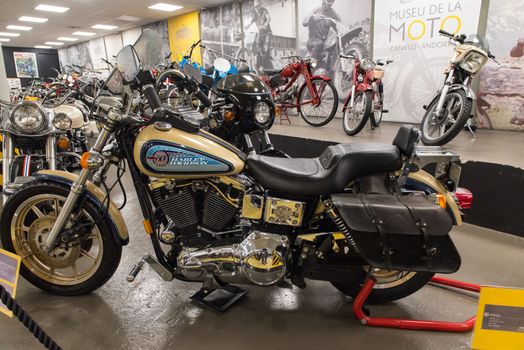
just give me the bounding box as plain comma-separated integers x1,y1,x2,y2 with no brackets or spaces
420,89,472,146
331,267,434,304
298,78,338,127
0,181,122,295
342,90,371,136
370,90,383,128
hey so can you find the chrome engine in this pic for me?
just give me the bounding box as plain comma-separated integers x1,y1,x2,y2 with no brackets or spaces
177,231,289,286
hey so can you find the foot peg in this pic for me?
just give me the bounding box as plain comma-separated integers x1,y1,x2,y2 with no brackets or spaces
127,253,174,282
382,109,389,113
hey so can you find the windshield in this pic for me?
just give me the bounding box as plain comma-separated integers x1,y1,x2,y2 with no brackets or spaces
102,29,163,95
465,34,489,52
217,73,270,94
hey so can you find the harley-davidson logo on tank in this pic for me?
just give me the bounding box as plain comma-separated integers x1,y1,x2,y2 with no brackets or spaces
144,143,232,173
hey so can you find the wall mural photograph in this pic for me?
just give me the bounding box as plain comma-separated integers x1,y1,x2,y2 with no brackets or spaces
478,0,524,131
13,52,39,78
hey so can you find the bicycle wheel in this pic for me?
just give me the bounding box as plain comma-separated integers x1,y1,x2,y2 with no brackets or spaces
342,90,371,136
370,90,383,127
297,78,339,127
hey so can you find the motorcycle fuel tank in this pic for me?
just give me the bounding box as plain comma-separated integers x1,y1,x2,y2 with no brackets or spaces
134,125,245,179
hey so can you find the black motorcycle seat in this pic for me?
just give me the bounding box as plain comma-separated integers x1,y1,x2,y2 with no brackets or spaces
263,69,280,76
246,143,402,195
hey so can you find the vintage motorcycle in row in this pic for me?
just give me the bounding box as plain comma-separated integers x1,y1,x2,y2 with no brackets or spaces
420,30,496,145
0,96,90,198
261,55,338,127
340,54,393,136
1,31,473,310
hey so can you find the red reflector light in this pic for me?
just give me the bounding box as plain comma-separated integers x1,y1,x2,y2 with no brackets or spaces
455,187,473,209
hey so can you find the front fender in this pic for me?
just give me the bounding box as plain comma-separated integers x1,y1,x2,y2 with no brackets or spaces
449,84,476,100
356,83,372,92
35,170,129,245
407,170,462,225
310,75,331,82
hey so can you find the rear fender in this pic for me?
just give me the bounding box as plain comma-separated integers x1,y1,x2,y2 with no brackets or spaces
35,170,129,245
406,170,462,225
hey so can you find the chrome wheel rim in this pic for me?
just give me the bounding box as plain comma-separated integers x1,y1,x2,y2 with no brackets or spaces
422,92,464,141
344,93,366,131
373,93,382,124
301,80,336,124
366,267,417,289
12,194,103,285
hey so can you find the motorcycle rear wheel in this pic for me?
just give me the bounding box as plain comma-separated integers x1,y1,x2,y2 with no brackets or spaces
331,267,434,304
298,78,338,127
0,181,122,296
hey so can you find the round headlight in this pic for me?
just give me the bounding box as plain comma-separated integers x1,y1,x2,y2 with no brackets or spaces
53,112,72,130
361,58,375,71
254,102,272,126
9,101,46,133
309,58,318,68
459,52,488,73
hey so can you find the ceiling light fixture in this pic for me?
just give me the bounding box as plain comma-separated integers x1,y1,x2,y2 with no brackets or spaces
0,32,21,37
35,4,69,13
91,24,117,30
148,3,183,12
45,41,64,45
35,45,52,49
72,31,96,36
6,25,32,31
19,16,48,23
57,37,78,41
0,38,11,42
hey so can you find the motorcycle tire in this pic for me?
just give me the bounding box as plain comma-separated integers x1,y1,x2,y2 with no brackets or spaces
370,91,383,128
0,180,122,296
297,78,339,127
420,89,472,146
331,268,435,304
342,90,371,136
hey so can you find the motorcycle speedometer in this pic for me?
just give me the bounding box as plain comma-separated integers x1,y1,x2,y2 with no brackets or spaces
361,58,375,71
9,101,47,134
254,102,272,127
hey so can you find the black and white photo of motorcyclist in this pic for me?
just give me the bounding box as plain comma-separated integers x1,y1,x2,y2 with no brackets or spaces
243,0,273,72
298,0,371,95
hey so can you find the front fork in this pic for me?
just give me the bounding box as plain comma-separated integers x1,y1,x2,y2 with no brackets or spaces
42,123,114,252
434,71,454,117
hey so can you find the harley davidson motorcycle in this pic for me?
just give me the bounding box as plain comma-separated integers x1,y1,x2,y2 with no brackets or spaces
0,31,473,309
0,96,90,198
420,30,496,145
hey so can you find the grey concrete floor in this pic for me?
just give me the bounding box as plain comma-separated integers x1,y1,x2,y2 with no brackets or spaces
270,114,524,168
1,172,524,350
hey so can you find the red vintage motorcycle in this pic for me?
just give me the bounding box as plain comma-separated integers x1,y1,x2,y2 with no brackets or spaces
340,54,392,135
261,55,338,126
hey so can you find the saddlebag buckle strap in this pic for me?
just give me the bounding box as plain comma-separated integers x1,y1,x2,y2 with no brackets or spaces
359,194,393,269
395,195,437,269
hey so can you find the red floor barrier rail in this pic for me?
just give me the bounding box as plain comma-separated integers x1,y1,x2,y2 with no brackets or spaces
353,276,481,332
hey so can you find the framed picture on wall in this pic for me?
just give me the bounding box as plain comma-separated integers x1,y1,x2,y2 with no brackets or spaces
13,52,39,78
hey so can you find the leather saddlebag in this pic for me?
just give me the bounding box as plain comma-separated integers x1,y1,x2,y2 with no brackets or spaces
331,193,461,273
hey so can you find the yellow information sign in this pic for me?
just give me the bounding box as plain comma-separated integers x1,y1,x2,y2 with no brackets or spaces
472,286,524,350
0,248,22,318
167,11,202,65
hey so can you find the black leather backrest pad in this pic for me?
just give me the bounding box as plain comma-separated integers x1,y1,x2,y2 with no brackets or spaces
393,125,419,157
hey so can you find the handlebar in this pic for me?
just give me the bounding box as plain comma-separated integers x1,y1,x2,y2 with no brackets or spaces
195,89,211,108
142,84,163,114
439,29,466,43
438,29,454,37
340,54,355,60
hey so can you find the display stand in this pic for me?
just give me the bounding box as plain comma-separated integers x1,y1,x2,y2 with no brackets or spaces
276,104,291,124
353,276,480,332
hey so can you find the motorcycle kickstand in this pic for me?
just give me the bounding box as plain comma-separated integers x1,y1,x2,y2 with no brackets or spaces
465,123,477,139
126,253,174,282
190,275,248,314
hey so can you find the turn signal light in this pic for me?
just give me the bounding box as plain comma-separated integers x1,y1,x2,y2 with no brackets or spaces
57,136,71,150
436,194,447,209
80,152,90,169
223,110,235,122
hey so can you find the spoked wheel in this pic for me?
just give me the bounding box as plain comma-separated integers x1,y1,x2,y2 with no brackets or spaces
331,266,434,304
370,90,383,128
420,89,472,146
297,78,338,127
0,182,122,295
342,90,371,136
